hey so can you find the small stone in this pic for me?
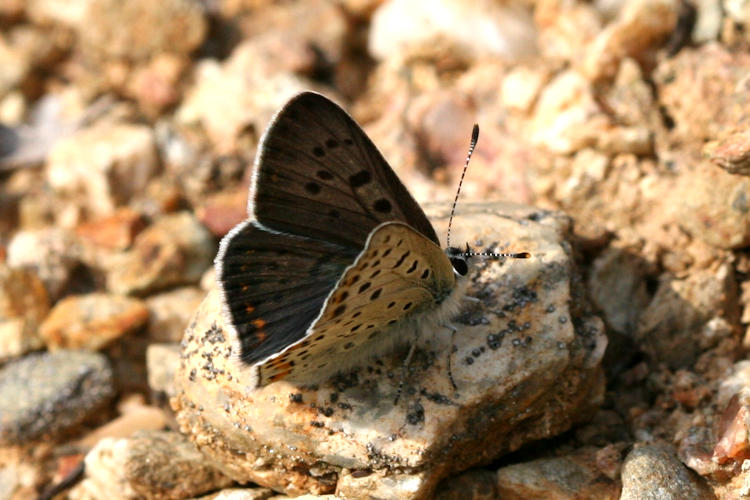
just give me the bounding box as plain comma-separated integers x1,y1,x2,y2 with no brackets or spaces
588,246,650,336
197,488,274,500
713,391,750,465
193,488,275,500
0,36,30,98
692,0,723,43
434,468,498,500
195,186,249,238
606,58,656,127
0,91,87,170
0,91,25,125
40,293,149,351
0,0,24,19
0,463,39,500
495,448,621,499
146,287,204,342
581,0,679,81
146,343,181,400
125,53,187,116
6,227,83,300
530,70,609,154
674,166,750,249
534,0,602,65
25,0,91,26
725,0,750,30
407,91,476,167
718,361,750,409
620,443,714,500
230,0,349,73
75,208,146,251
706,129,750,175
596,125,653,156
368,0,537,62
72,430,232,499
46,123,160,216
76,403,169,449
106,212,215,295
0,351,114,444
501,66,548,114
0,265,49,361
77,0,207,62
637,263,737,369
654,44,750,143
176,45,311,153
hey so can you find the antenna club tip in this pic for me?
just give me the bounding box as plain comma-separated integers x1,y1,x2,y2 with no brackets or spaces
471,124,479,142
516,252,531,259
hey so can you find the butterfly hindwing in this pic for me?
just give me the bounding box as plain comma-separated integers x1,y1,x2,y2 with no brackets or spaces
259,222,456,384
216,220,358,365
251,92,440,250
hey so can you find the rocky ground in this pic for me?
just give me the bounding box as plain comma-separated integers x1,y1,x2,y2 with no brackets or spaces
1,0,750,498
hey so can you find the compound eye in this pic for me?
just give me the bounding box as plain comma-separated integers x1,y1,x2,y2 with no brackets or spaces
450,257,468,276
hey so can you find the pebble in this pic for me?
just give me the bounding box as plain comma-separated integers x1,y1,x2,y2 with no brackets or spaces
176,43,311,153
530,70,607,154
75,208,146,251
194,488,275,500
0,351,114,445
369,0,537,62
654,44,750,143
70,430,232,500
145,286,204,342
581,0,679,81
620,443,715,500
495,448,621,499
588,246,650,336
674,166,750,249
0,265,49,361
77,0,207,62
40,292,149,351
46,122,160,217
146,343,181,401
707,129,750,176
637,263,736,369
76,403,169,449
434,469,498,500
6,227,82,300
106,212,215,295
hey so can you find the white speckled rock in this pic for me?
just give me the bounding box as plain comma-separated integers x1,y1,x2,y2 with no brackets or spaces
174,202,606,499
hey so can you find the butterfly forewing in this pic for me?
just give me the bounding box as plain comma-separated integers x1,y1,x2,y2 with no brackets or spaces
252,92,440,250
259,222,456,384
216,220,358,365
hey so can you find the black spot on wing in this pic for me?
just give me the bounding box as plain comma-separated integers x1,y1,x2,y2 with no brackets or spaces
350,170,372,188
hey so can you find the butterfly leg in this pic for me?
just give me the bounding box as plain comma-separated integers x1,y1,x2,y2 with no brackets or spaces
443,323,459,391
394,342,418,405
463,296,480,303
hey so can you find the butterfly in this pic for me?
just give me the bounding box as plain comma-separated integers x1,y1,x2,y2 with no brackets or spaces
215,91,527,389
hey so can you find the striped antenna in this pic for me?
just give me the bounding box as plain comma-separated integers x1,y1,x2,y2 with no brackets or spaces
446,124,479,248
465,249,531,260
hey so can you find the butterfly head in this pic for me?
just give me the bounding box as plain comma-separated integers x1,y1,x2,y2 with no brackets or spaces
445,246,471,277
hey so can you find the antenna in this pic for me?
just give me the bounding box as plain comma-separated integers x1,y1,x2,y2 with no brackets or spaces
446,124,479,248
464,248,531,260
445,125,530,261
